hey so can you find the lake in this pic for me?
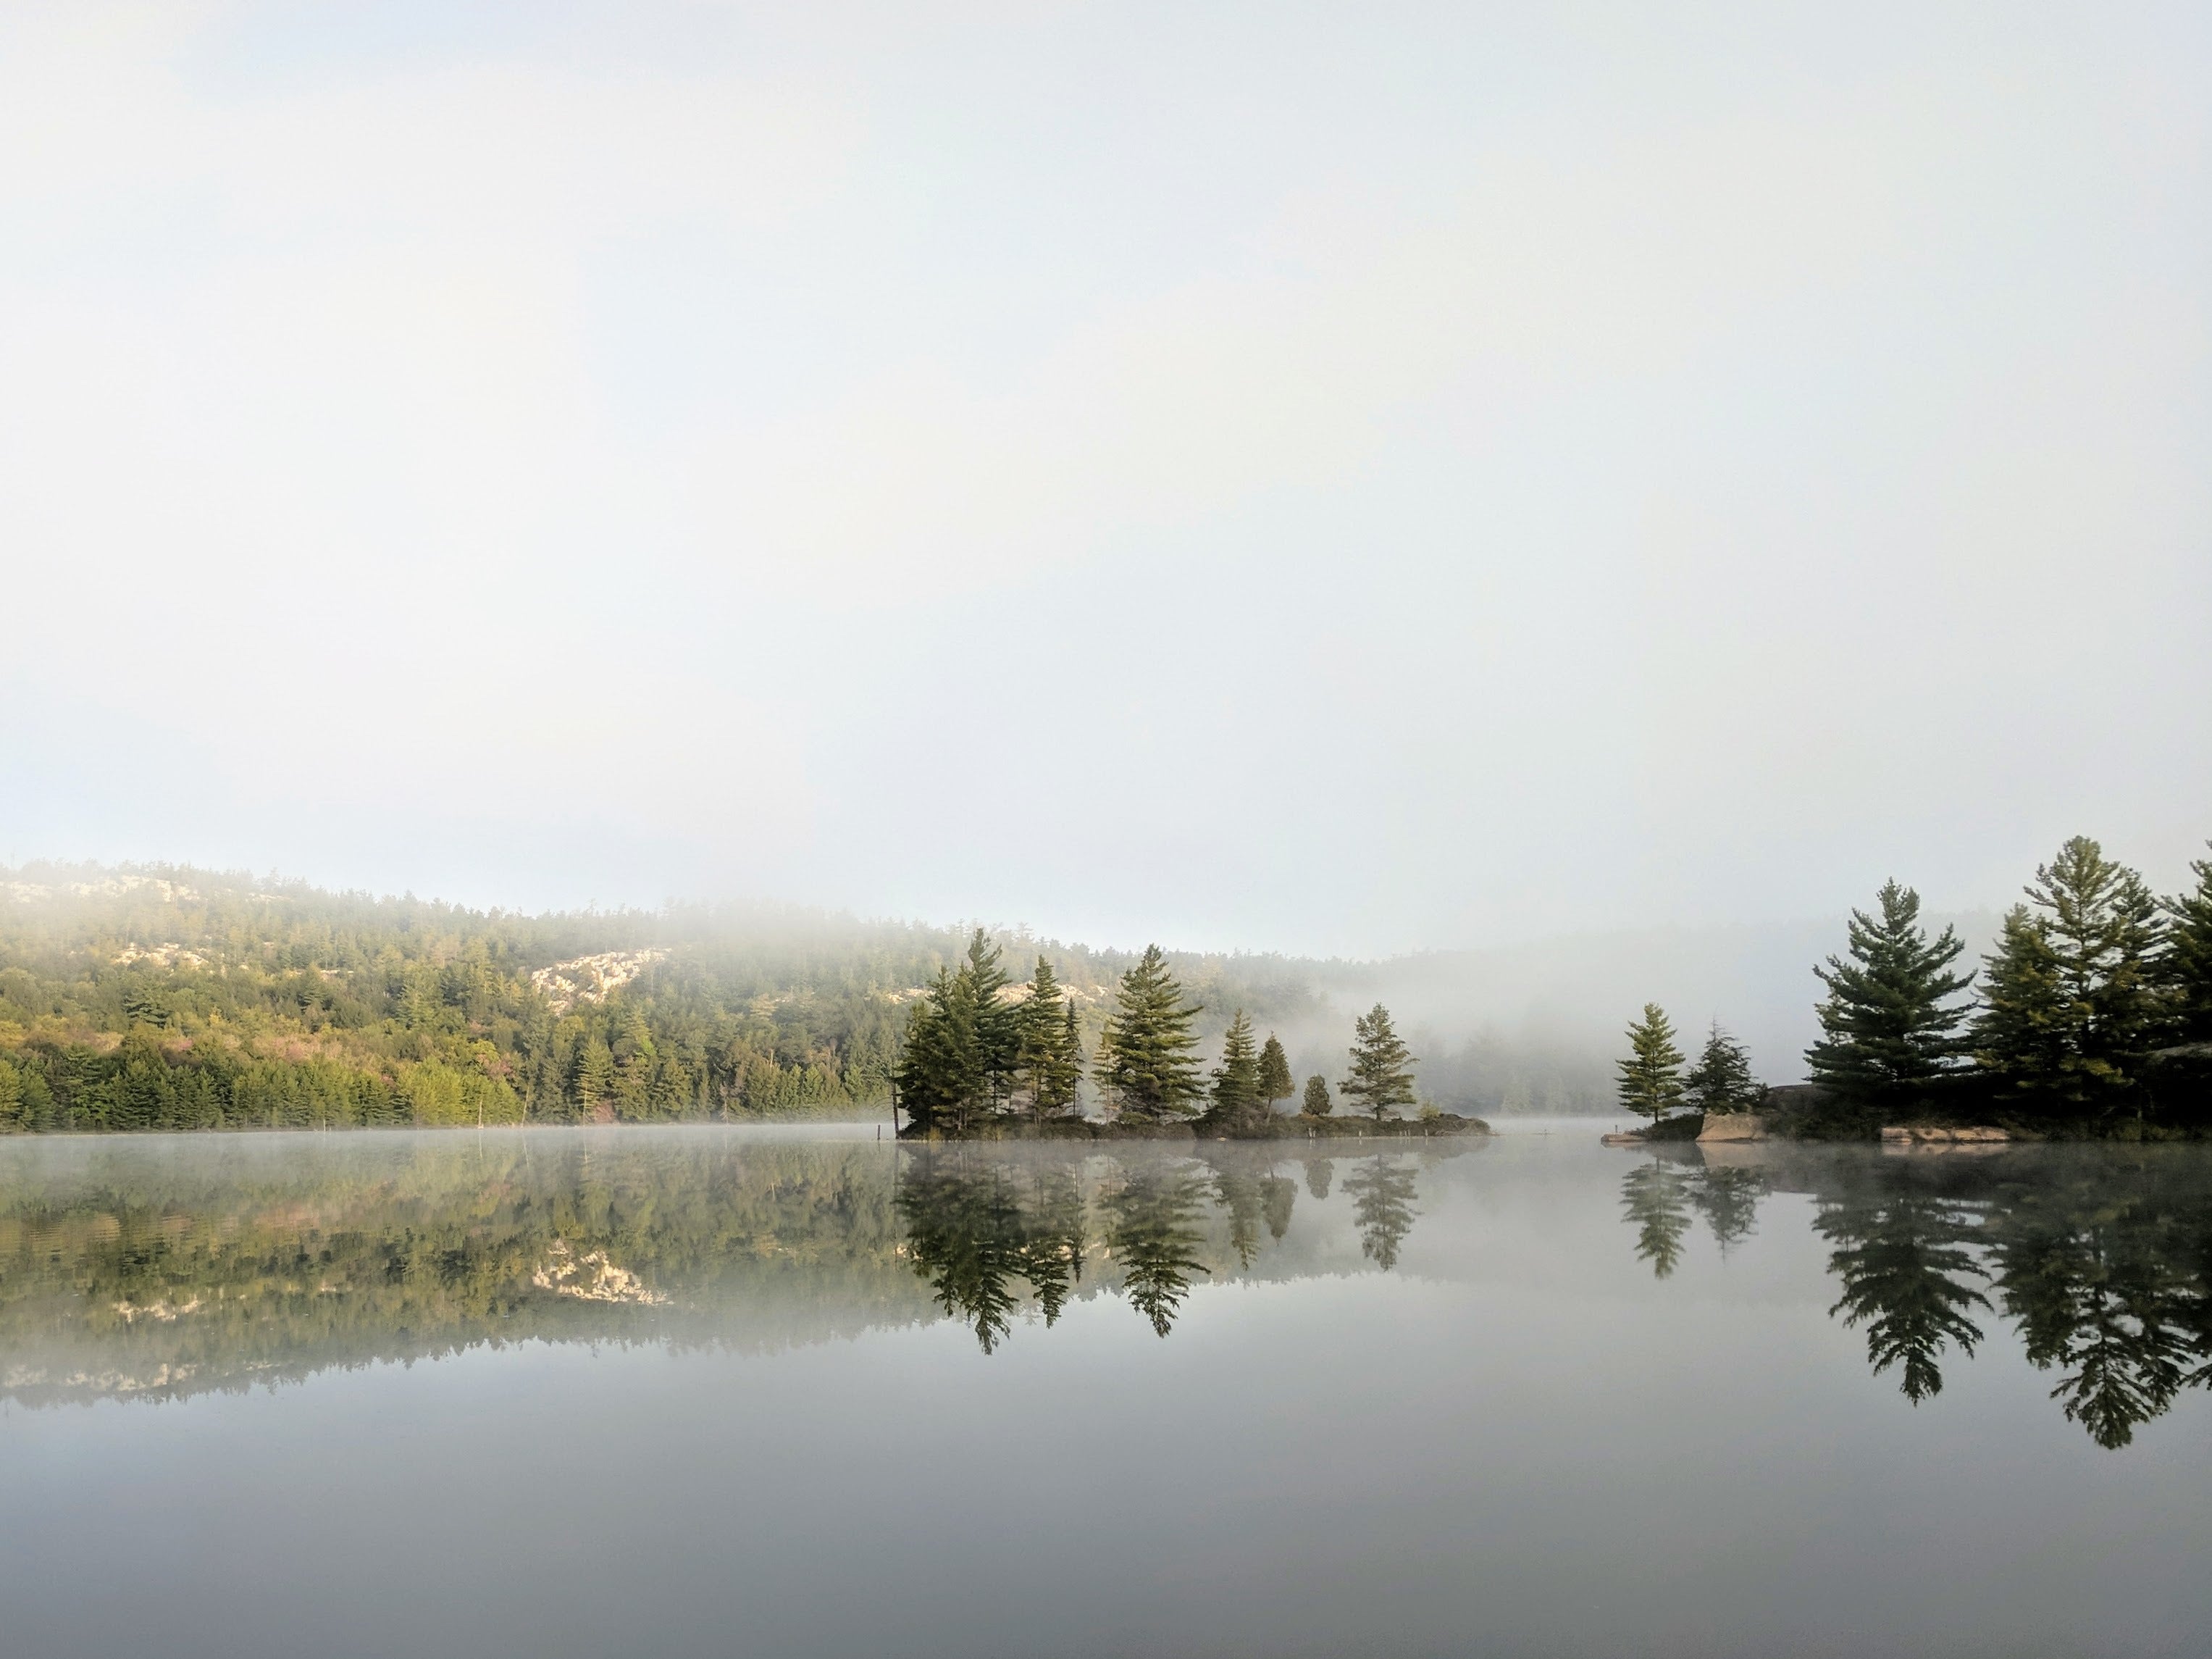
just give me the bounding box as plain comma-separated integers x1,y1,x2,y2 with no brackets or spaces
1,1122,2206,1658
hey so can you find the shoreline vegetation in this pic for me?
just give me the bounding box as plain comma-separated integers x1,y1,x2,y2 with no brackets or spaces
1,829,2203,1142
1605,834,2212,1144
889,931,1486,1140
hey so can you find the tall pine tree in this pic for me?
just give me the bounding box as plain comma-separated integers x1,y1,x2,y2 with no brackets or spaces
1975,836,2165,1118
1341,1003,1416,1121
1256,1035,1294,1117
1095,945,1207,1121
1015,956,1084,1118
963,929,1021,1111
2159,844,2212,1045
1805,879,1973,1114
1207,1010,1262,1129
1615,1003,1685,1127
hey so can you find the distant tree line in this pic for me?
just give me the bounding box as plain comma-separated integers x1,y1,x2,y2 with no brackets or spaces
0,868,1317,1135
1615,835,2212,1134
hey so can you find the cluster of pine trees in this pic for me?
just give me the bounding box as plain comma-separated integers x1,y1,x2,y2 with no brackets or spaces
1615,835,2212,1132
894,931,1425,1134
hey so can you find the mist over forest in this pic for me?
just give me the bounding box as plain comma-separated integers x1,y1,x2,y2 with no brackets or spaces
0,859,1940,1129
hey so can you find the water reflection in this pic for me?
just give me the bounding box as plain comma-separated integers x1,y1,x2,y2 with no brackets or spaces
1344,1156,1420,1271
0,1134,1464,1392
1617,1143,2212,1447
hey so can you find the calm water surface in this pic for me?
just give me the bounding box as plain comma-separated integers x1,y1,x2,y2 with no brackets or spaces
1,1122,2207,1658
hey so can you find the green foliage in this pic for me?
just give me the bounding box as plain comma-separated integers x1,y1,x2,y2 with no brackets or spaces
1096,945,1207,1122
1256,1034,1293,1111
1341,1003,1416,1121
0,864,974,1132
1683,1021,1764,1116
1974,837,2166,1119
1015,957,1083,1119
1205,1009,1262,1129
1614,1003,1685,1125
1806,880,1974,1113
1302,1074,1332,1116
2160,844,2212,1045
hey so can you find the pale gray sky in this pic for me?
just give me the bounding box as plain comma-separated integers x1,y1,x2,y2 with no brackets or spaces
2,1,2207,955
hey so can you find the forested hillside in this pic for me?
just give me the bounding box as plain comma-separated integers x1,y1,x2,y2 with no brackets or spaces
0,865,1320,1133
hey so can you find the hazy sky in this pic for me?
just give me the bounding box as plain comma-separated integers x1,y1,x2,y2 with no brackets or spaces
3,1,2207,955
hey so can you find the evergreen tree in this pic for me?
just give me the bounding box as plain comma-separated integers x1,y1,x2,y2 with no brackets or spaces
1207,1010,1262,1128
1057,1003,1085,1116
1614,1003,1685,1127
1301,1074,1333,1117
1256,1035,1294,1116
895,966,986,1133
2159,844,2212,1044
1015,957,1083,1118
1095,945,1207,1121
1683,1021,1763,1116
1805,880,1973,1113
1340,1003,1415,1121
571,1037,616,1117
962,929,1021,1111
1975,836,2165,1118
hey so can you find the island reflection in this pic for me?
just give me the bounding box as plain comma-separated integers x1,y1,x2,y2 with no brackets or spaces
0,1133,1452,1403
1617,1142,2212,1447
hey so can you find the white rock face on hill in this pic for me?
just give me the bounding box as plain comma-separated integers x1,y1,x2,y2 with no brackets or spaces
529,950,666,1015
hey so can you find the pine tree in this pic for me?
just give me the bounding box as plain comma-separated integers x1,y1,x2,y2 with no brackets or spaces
1095,945,1207,1121
1805,880,1973,1113
1207,1009,1262,1128
1302,1074,1333,1117
963,929,1020,1111
1615,1003,1685,1126
2159,844,2212,1044
1340,1003,1415,1121
1974,836,2165,1118
1015,957,1084,1118
1055,1003,1085,1116
1683,1021,1763,1115
571,1036,616,1118
1256,1035,1294,1116
895,965,985,1133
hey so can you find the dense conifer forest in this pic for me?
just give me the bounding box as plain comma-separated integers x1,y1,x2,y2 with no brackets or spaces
0,865,1317,1134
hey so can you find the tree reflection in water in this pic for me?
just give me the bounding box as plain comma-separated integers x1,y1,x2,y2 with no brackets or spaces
1344,1156,1420,1271
1815,1178,1990,1403
1618,1144,2212,1447
1102,1167,1212,1337
1620,1158,1693,1279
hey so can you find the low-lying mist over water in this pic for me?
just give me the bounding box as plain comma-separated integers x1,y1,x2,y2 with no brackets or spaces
4,1124,2208,1658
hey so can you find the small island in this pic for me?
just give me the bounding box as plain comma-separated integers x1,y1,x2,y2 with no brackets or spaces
892,935,1487,1142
